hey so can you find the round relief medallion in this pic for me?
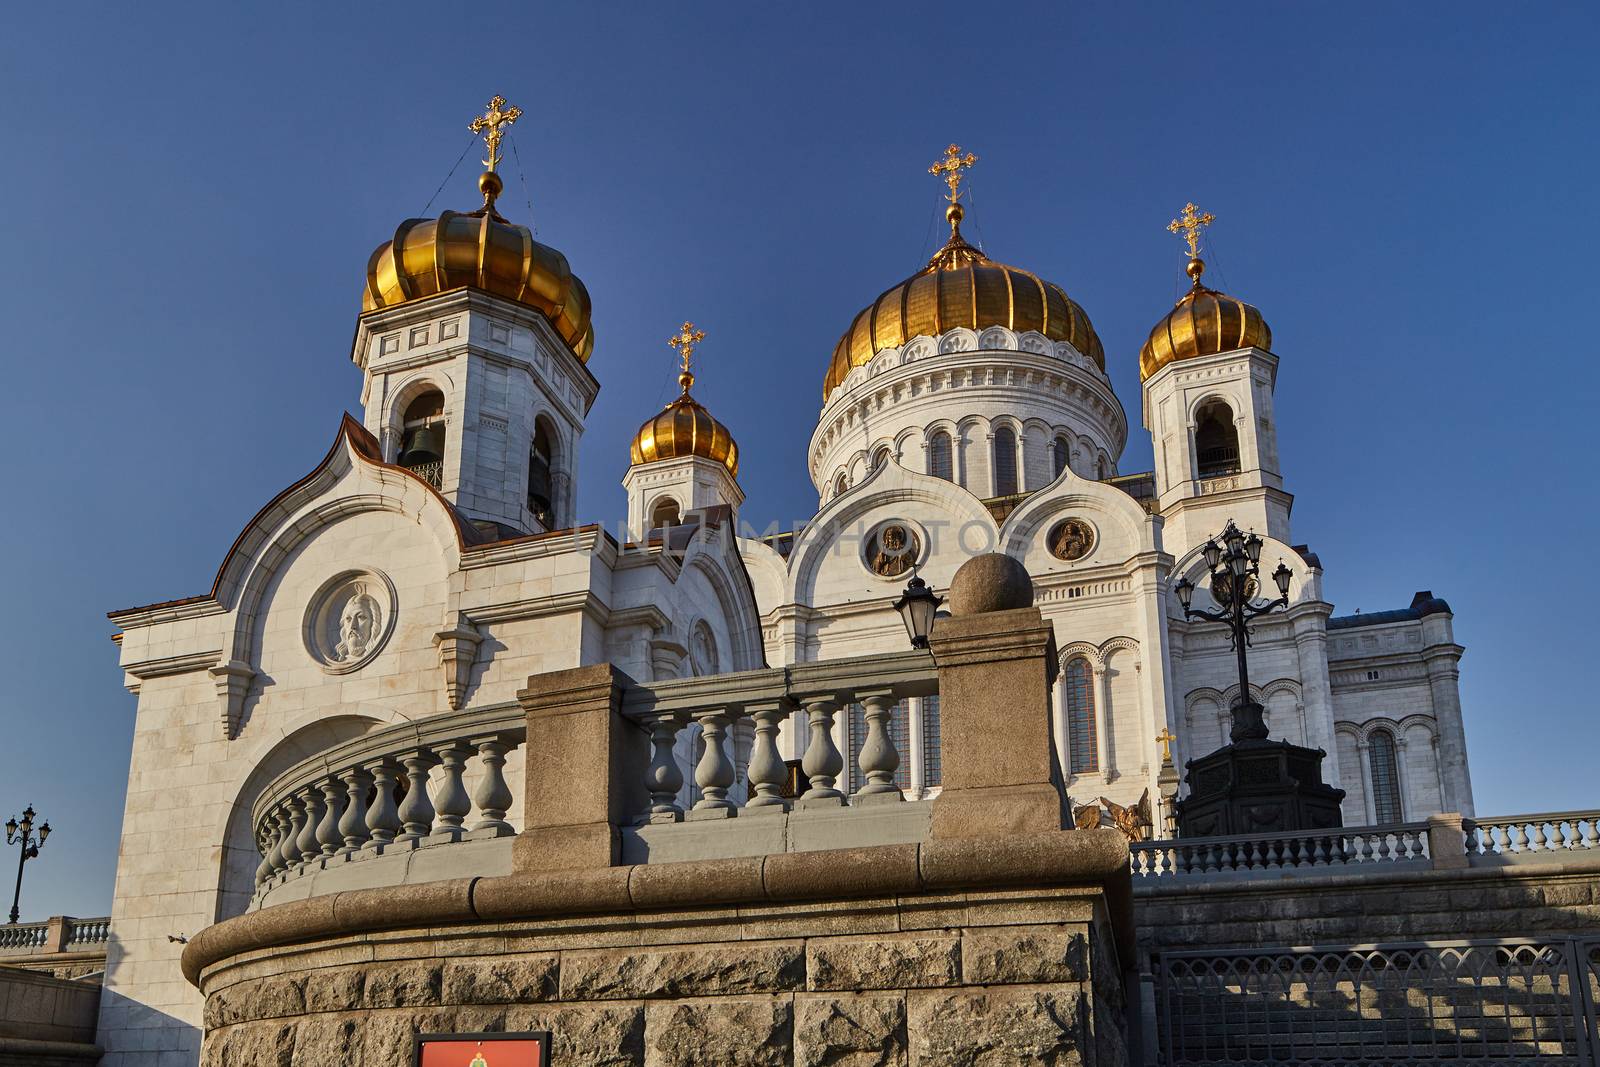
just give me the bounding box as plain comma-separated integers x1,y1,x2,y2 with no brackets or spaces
864,521,921,579
1047,518,1095,562
303,570,398,674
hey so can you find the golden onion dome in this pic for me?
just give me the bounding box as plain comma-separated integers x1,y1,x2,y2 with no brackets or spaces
363,171,595,362
1139,256,1271,380
823,203,1104,399
630,324,738,478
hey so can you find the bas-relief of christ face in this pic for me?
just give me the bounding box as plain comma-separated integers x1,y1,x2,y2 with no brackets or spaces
334,588,380,662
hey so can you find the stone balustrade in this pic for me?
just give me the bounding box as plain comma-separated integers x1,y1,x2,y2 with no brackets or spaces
1464,809,1600,861
1130,821,1433,879
0,923,48,952
619,651,938,823
251,705,524,895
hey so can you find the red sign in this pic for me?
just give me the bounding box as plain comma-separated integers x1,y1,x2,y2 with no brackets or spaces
414,1033,549,1067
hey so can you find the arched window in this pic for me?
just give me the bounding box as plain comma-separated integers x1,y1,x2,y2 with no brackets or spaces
1195,399,1240,478
928,431,953,481
1097,455,1111,480
650,497,681,529
833,472,848,499
871,446,891,472
1064,657,1098,774
528,417,557,528
398,390,446,489
1052,436,1070,479
1367,728,1404,823
993,426,1018,496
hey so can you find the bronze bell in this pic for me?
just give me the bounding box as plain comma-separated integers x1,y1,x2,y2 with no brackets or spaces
399,424,444,467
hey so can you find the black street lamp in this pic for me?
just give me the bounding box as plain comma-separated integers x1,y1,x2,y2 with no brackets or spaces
892,575,944,650
5,805,50,925
1172,521,1293,743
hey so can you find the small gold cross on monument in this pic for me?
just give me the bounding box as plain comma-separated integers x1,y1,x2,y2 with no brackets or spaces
929,143,979,203
667,321,706,392
1167,202,1215,260
1155,728,1177,764
469,95,523,173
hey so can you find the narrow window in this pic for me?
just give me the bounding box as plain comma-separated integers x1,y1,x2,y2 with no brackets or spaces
871,446,891,472
1195,399,1240,478
833,472,848,499
1368,728,1404,823
993,426,1018,496
1052,436,1070,479
1065,657,1098,773
528,418,556,527
920,695,942,787
928,431,953,481
397,390,446,489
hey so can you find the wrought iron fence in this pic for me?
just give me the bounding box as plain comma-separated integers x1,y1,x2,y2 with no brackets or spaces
1155,937,1600,1065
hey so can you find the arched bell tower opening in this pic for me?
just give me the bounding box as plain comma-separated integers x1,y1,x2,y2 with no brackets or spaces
397,390,446,489
1194,398,1240,479
528,416,558,529
651,497,682,529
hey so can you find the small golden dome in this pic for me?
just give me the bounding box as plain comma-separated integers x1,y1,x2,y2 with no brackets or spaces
362,195,595,362
1139,257,1272,380
824,205,1103,399
629,390,739,477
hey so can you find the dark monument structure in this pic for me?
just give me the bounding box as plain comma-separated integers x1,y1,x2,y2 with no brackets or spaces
1171,522,1344,836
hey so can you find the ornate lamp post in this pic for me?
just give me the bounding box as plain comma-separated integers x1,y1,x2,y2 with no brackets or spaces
1170,522,1344,836
5,805,50,924
892,575,944,650
1172,521,1293,742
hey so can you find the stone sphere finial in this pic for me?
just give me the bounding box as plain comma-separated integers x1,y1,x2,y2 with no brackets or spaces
949,553,1033,616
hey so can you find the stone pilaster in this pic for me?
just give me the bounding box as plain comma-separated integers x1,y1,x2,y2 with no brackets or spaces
514,664,640,871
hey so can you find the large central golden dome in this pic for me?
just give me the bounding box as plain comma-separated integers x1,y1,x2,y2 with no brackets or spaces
363,171,595,362
824,203,1104,398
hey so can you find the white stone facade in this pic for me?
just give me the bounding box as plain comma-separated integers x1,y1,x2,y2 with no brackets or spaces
99,274,1473,1064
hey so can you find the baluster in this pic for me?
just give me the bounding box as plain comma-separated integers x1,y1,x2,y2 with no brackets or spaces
315,778,344,857
396,749,441,844
1311,836,1330,867
1375,832,1392,862
254,822,278,887
745,701,792,812
1557,818,1576,851
1530,821,1549,852
471,738,515,835
1492,824,1511,855
1245,840,1263,871
295,788,324,870
280,795,307,870
855,691,903,803
644,713,687,821
1582,817,1599,850
689,707,737,817
269,805,294,877
799,696,845,805
365,759,403,851
1510,822,1529,854
431,742,473,842
337,766,372,855
1201,843,1219,874
1264,838,1283,869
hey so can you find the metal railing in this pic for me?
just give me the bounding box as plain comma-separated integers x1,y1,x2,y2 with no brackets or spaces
1465,810,1600,862
1154,937,1600,1065
1131,822,1432,880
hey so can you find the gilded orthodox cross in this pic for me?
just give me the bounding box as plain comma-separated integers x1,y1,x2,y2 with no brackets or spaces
470,95,522,172
929,143,978,203
1167,202,1215,259
1155,727,1176,765
668,321,706,392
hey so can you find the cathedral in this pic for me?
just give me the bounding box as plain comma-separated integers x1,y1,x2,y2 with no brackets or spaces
95,104,1473,1061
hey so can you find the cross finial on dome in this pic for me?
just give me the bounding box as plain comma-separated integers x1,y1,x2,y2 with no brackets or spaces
470,95,522,173
1167,202,1216,285
930,144,978,204
668,321,706,393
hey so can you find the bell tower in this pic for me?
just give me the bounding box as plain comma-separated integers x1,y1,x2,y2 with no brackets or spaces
350,96,599,537
1140,203,1289,552
623,323,743,540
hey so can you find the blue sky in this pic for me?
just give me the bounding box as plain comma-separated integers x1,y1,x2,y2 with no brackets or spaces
1,2,1595,919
